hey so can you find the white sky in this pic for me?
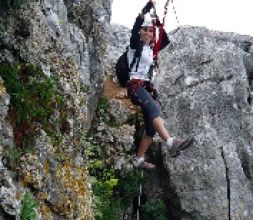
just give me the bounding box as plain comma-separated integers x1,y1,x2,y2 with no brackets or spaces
111,0,253,36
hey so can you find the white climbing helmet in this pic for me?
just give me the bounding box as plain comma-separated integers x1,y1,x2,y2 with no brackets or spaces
142,13,153,27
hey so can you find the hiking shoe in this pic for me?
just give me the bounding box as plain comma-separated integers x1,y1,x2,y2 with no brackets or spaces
169,138,194,158
133,157,156,169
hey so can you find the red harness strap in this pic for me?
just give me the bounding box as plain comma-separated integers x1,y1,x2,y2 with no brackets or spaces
127,80,158,100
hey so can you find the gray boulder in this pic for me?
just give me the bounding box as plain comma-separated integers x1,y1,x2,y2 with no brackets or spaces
156,26,253,220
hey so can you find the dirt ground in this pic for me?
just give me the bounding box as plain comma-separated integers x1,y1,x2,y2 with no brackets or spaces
102,75,139,112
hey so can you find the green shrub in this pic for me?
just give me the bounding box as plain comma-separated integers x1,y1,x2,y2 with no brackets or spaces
20,192,39,220
94,198,121,220
140,199,167,220
0,63,55,125
86,140,146,219
0,0,27,11
89,159,120,220
97,96,110,124
116,169,144,207
0,62,58,159
8,147,21,169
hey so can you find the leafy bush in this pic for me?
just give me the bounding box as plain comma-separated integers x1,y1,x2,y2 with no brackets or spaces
86,139,145,219
89,159,120,220
140,199,167,220
13,0,26,8
0,63,55,125
96,96,110,124
20,192,39,220
0,0,27,11
0,64,55,123
8,147,21,169
116,169,144,207
0,63,56,148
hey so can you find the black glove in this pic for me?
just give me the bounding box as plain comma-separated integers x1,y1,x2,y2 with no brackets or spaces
153,15,162,26
142,1,154,14
155,18,161,26
147,82,158,100
152,88,158,100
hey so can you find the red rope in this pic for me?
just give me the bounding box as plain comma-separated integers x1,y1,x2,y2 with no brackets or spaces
163,0,170,25
153,0,170,64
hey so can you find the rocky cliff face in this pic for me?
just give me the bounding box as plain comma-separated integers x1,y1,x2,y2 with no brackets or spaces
155,27,253,219
1,0,253,219
0,0,110,219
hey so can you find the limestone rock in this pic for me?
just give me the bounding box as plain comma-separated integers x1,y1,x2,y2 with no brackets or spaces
108,98,134,125
157,26,253,220
105,23,131,79
0,0,110,218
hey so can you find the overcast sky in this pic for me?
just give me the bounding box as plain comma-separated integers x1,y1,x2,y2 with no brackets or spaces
111,0,253,36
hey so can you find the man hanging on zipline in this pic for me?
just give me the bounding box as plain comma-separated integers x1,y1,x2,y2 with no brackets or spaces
126,0,193,169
